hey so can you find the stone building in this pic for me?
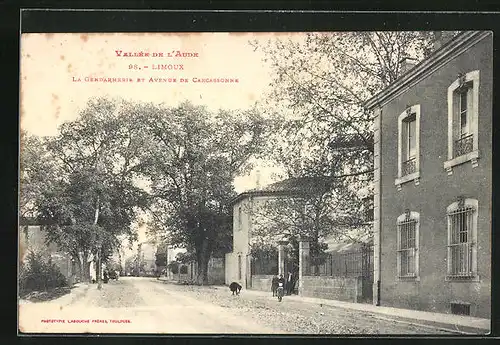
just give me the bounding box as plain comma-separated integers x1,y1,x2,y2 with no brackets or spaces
364,31,492,318
225,177,354,290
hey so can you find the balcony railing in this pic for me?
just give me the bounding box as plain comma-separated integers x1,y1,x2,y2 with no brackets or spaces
454,134,473,157
402,157,416,176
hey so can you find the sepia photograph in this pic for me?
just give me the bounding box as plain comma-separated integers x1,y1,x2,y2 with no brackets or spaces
18,27,492,335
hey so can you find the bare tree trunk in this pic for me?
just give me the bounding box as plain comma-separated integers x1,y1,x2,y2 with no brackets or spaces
195,239,210,285
82,258,91,283
74,256,83,282
196,254,209,286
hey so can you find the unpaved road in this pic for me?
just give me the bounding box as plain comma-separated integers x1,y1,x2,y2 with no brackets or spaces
18,277,285,334
18,277,458,335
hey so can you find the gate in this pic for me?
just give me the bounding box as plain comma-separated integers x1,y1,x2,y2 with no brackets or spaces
284,246,299,295
284,257,299,294
360,245,374,303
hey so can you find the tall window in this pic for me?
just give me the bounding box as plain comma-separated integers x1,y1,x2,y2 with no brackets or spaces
362,196,374,222
237,206,242,231
404,114,417,171
396,105,421,190
238,255,242,280
459,89,471,138
447,198,478,279
445,71,480,174
397,211,419,279
455,85,474,156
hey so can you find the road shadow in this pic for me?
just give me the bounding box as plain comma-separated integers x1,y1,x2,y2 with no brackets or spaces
155,277,220,290
19,285,74,303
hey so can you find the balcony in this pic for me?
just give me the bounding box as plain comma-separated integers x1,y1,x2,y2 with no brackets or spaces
402,157,416,176
395,156,420,190
454,134,473,157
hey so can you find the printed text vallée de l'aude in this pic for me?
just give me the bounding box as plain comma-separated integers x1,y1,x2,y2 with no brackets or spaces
117,49,200,71
70,49,240,84
115,50,199,58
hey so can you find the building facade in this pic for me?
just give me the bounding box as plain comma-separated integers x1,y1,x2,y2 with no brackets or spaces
225,192,270,288
225,177,345,289
19,224,78,284
136,242,157,275
365,31,492,318
225,185,308,288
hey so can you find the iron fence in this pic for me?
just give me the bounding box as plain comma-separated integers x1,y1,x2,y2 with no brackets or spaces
251,252,278,276
308,245,374,278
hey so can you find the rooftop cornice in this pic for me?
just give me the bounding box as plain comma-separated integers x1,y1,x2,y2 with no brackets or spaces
228,189,309,206
363,31,492,110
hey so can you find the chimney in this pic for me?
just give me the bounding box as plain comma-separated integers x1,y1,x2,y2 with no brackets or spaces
399,56,418,74
433,31,456,51
255,169,261,189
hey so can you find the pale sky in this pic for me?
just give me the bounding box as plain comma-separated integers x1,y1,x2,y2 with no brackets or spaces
19,32,299,194
20,32,300,245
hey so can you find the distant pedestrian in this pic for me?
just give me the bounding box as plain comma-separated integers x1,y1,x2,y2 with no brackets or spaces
286,271,294,295
271,275,279,296
291,274,297,294
277,274,286,296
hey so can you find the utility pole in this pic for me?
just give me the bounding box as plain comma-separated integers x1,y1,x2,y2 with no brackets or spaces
94,194,102,290
95,155,104,290
97,244,102,290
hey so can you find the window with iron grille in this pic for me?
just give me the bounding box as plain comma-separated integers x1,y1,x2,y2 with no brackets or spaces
444,71,480,174
397,211,419,279
450,302,471,316
447,198,478,279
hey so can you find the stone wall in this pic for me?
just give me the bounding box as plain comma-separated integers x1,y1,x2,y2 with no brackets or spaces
300,276,363,303
251,275,274,292
183,257,225,285
207,258,225,285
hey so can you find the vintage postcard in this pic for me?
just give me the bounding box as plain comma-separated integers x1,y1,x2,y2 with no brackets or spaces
18,29,492,335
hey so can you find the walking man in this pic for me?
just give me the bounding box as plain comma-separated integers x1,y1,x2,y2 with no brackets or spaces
271,275,279,296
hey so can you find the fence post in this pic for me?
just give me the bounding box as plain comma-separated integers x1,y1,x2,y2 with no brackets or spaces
298,237,310,296
277,240,288,276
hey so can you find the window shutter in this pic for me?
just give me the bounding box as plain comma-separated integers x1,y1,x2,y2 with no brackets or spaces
402,121,408,160
466,86,474,135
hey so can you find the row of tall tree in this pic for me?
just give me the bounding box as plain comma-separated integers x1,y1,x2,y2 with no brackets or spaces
20,99,272,284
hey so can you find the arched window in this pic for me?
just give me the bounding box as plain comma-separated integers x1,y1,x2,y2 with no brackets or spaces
446,198,478,280
397,210,420,279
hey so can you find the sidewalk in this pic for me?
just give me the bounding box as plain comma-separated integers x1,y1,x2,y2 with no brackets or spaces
211,286,490,335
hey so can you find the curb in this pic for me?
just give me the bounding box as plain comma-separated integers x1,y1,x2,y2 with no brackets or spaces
62,283,90,306
211,286,489,334
364,313,489,335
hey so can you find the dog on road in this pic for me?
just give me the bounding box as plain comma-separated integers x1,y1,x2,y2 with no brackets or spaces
229,282,242,295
